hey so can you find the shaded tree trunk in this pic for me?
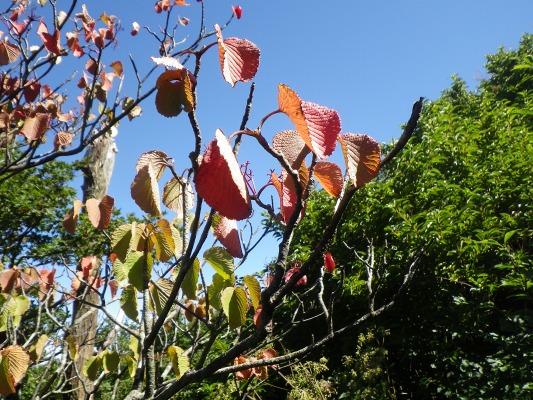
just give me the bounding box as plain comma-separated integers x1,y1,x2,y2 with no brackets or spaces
68,129,118,400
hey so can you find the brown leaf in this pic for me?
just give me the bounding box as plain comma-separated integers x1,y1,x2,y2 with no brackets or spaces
136,150,169,181
0,40,20,65
194,129,251,220
21,112,50,141
130,162,162,217
338,133,381,188
86,195,114,230
53,131,74,151
162,177,194,215
63,199,83,234
272,130,310,169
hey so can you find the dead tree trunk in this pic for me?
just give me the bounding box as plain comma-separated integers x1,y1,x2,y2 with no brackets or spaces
68,129,118,400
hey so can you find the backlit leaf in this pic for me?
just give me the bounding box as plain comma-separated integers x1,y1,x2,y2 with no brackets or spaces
272,130,310,169
182,258,200,300
155,68,195,117
65,334,79,361
53,131,74,151
131,162,162,217
86,195,114,230
221,287,247,329
215,24,260,87
150,278,174,315
113,251,152,291
167,346,189,379
243,275,260,310
110,60,123,77
63,199,83,234
314,161,343,197
207,273,235,310
28,334,48,363
37,21,61,54
102,351,120,373
194,129,251,220
0,346,29,395
213,215,243,258
136,150,169,181
21,112,50,141
82,355,102,381
121,285,138,321
0,41,20,66
162,177,194,215
338,133,381,187
204,247,233,280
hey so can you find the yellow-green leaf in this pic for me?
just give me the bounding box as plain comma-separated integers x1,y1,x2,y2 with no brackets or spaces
243,275,261,310
221,287,247,329
162,177,194,215
167,345,189,379
129,335,139,361
102,350,120,374
65,334,79,361
28,334,48,363
130,162,162,217
182,258,200,300
207,273,235,310
203,247,233,280
124,355,137,378
121,285,138,321
150,278,174,316
82,355,102,381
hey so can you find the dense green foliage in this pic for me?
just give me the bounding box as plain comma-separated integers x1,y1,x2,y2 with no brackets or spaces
283,35,533,399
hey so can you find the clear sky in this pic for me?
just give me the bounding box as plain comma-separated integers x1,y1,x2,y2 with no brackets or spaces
67,0,533,273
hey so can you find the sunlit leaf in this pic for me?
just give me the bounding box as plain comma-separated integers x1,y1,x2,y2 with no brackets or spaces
221,287,247,329
213,215,243,258
28,334,48,363
182,258,200,300
338,133,381,187
0,268,19,293
0,294,16,332
271,163,308,224
21,112,50,141
53,131,74,151
272,130,310,169
110,60,124,77
162,177,194,215
0,346,29,395
102,351,120,373
167,346,189,379
314,161,343,197
243,275,260,310
131,162,162,217
0,40,20,65
150,278,174,315
86,195,114,230
155,68,195,117
125,355,136,377
37,21,61,54
215,24,260,87
63,199,83,235
194,129,251,220
123,97,142,120
121,285,138,321
203,247,234,280
65,334,79,361
136,150,169,181
129,335,139,361
113,251,152,291
207,273,235,310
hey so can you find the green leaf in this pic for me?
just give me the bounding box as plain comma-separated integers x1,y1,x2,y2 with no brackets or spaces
504,230,517,244
113,251,152,291
0,294,16,333
167,345,189,379
102,351,120,374
207,273,235,310
243,275,261,310
129,335,139,361
13,295,30,317
121,285,138,321
182,258,200,300
203,247,233,280
150,278,174,316
124,355,137,378
82,355,102,381
111,223,134,262
221,286,247,329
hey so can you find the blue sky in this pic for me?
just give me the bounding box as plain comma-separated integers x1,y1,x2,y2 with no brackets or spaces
65,0,533,273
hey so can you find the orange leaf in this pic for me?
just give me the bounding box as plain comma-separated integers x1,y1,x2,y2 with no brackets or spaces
155,69,195,117
313,161,343,198
278,85,340,159
110,61,124,78
21,112,50,141
272,130,310,169
0,40,20,65
213,215,243,258
338,133,381,188
130,162,162,216
86,195,114,230
108,280,118,298
194,129,251,220
0,268,19,293
63,199,83,234
234,356,252,380
53,131,74,151
215,24,260,87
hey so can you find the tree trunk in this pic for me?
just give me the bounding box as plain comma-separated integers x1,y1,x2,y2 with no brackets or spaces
68,129,118,400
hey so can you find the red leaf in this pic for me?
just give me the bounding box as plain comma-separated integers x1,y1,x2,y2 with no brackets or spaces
81,256,99,280
324,251,335,273
271,164,308,224
21,112,50,141
37,21,62,55
253,305,262,326
313,161,343,198
66,33,84,57
272,130,310,169
85,195,114,230
0,40,20,65
278,84,341,159
23,80,41,103
232,5,243,19
63,199,83,234
338,133,381,187
215,24,260,87
108,280,118,298
284,266,307,286
0,268,19,293
194,129,251,220
213,215,243,258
